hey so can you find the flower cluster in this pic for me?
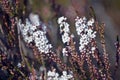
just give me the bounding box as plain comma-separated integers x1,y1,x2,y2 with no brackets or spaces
17,14,52,53
57,16,71,45
47,68,73,80
62,48,69,56
29,13,40,26
75,16,96,52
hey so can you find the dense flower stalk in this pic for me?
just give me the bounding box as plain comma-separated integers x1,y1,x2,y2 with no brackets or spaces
75,16,96,53
17,14,52,54
57,16,71,45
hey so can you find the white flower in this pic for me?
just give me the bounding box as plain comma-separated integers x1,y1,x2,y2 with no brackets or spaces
57,16,67,24
90,31,96,38
17,63,21,68
21,30,28,36
47,69,59,80
47,77,52,80
62,48,67,56
63,23,70,33
82,34,87,40
87,18,94,26
24,36,33,43
29,25,37,31
91,47,95,51
51,71,56,77
62,33,70,44
29,13,40,26
75,16,83,24
87,29,93,35
63,71,67,76
79,45,84,52
83,16,87,21
47,71,51,75
67,74,73,79
55,73,59,77
70,34,74,38
91,47,96,53
42,24,47,32
27,36,33,43
76,26,84,35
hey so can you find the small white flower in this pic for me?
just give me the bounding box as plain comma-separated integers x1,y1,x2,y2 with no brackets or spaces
51,72,56,77
57,16,67,24
62,33,70,44
83,16,87,21
87,29,93,35
17,63,21,68
47,70,52,77
55,73,59,77
70,34,74,38
91,47,96,51
62,48,67,53
76,27,84,35
63,71,67,76
79,45,84,52
67,74,73,79
63,23,70,33
87,18,94,26
47,77,52,80
30,25,37,31
29,13,40,26
24,36,33,43
91,31,96,38
27,36,33,43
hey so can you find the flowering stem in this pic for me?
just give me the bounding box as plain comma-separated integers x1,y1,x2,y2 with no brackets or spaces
98,23,111,79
